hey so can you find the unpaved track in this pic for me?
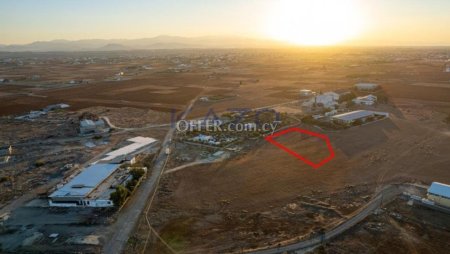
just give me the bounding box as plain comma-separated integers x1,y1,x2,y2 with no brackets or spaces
245,184,421,254
102,97,197,254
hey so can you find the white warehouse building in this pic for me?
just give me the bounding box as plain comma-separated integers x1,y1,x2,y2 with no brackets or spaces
48,136,157,207
332,110,389,125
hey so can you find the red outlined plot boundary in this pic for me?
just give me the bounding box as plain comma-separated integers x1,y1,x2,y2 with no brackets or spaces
265,127,335,169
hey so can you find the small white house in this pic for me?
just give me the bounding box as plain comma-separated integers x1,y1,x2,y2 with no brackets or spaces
192,134,215,142
79,119,107,134
353,95,377,105
302,93,339,109
355,83,379,91
300,89,314,97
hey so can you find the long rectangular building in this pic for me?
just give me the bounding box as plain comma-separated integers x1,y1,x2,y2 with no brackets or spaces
332,110,389,124
49,163,120,207
100,136,157,163
49,136,157,207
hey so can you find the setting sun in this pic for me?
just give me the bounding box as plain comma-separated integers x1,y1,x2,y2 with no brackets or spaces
266,0,364,46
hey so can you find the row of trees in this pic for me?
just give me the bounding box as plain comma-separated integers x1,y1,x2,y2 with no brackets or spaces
109,167,146,207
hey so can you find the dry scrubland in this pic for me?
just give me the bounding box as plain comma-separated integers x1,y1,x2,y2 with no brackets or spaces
0,48,449,253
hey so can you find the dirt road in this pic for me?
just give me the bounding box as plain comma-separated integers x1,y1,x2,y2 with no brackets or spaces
246,184,417,254
102,97,197,254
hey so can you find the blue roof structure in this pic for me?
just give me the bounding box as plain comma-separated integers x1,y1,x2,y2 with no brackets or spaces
49,163,120,198
428,182,450,198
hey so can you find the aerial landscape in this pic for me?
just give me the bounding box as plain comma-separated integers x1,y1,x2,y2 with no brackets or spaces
0,0,449,253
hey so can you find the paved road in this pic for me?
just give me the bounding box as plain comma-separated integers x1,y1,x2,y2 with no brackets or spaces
102,97,197,254
246,184,407,254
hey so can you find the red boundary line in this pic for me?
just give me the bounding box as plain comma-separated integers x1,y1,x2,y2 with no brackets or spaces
265,127,335,169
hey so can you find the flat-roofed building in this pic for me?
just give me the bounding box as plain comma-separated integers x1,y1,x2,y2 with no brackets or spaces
332,110,389,125
353,94,377,105
49,163,120,207
100,136,157,164
427,182,450,208
300,89,314,97
79,119,108,134
49,136,157,207
355,83,379,91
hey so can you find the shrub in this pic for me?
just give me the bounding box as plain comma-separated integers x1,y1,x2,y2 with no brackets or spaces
35,160,45,167
110,185,129,207
130,167,145,180
126,179,138,192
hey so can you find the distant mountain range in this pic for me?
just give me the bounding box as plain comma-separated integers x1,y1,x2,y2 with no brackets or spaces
0,35,286,52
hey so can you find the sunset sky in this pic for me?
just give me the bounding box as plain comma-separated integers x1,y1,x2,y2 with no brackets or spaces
1,0,449,46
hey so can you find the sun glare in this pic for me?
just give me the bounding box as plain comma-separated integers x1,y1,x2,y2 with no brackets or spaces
266,0,364,46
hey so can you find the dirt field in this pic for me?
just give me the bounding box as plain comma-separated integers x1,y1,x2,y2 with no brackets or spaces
1,48,449,253
127,100,450,253
314,197,450,254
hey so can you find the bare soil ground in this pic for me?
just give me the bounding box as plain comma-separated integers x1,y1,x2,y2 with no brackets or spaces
1,48,449,253
128,101,450,253
313,198,450,254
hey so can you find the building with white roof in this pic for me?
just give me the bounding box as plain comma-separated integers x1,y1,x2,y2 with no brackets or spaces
49,136,157,207
302,93,339,110
79,119,108,134
332,110,389,125
353,95,377,105
355,83,379,91
100,136,157,163
427,182,450,208
299,89,314,97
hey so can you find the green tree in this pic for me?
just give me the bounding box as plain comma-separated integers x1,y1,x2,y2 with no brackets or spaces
110,185,129,207
126,179,138,192
130,167,145,180
35,159,45,167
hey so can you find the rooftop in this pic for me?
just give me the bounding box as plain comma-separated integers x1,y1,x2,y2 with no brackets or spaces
49,163,120,198
428,182,450,198
101,136,157,162
332,110,376,122
355,83,378,87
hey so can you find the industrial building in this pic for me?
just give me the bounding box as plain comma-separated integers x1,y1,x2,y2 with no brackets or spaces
427,182,450,208
100,136,157,164
48,136,157,207
48,164,119,207
332,110,389,125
